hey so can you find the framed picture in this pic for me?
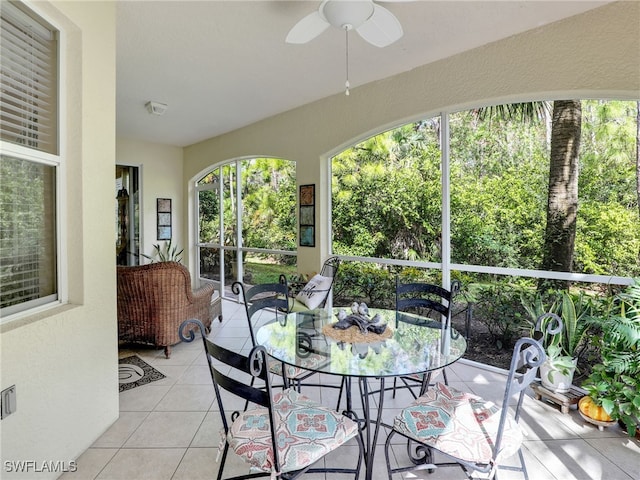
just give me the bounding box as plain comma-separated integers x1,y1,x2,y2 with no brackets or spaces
300,184,315,206
299,185,315,247
157,198,171,213
299,225,315,247
157,198,172,240
157,213,171,226
299,205,314,226
157,226,171,240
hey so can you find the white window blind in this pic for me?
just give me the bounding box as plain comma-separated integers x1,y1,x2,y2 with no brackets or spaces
0,1,57,154
0,2,59,318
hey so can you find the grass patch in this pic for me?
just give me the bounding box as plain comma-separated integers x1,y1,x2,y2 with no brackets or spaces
245,261,296,284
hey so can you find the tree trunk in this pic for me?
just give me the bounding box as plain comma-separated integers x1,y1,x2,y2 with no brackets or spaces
636,100,640,218
540,100,581,290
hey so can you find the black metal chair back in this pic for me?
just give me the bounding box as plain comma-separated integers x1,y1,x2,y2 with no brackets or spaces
320,256,340,278
395,278,460,329
178,320,280,479
178,319,363,480
316,256,340,308
232,279,290,346
393,279,461,395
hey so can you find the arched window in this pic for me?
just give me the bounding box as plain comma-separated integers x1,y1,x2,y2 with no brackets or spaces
331,100,638,307
196,157,297,297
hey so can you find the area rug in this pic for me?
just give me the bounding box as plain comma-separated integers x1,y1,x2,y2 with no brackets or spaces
118,355,166,392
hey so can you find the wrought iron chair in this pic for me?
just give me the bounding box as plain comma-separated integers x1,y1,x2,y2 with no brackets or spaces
233,279,323,391
383,334,546,480
392,278,461,398
179,319,363,480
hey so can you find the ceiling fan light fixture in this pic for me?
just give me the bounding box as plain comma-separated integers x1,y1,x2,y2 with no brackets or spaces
321,1,374,30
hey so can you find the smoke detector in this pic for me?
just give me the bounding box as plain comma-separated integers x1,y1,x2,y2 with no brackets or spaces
145,101,168,116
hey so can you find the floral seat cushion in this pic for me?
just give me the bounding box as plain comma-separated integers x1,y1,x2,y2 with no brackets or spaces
226,389,359,474
393,382,523,465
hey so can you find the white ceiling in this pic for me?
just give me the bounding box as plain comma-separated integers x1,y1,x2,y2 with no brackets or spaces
116,1,611,147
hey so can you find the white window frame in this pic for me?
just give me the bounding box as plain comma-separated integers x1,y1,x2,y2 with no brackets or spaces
194,158,298,298
0,1,67,323
328,108,633,289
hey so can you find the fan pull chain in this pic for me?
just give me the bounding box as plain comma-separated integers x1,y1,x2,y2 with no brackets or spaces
344,26,350,96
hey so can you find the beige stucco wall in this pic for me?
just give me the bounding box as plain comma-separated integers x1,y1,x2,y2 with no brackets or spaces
184,1,640,275
0,2,118,478
116,138,186,266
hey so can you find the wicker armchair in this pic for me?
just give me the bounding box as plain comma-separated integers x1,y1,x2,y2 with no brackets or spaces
117,261,220,358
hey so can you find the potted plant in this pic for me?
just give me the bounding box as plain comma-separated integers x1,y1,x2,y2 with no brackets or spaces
141,239,183,263
539,341,577,393
531,312,577,393
580,279,640,437
522,291,593,393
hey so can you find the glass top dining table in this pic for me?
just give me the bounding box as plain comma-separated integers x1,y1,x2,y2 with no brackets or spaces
255,307,467,380
255,307,467,480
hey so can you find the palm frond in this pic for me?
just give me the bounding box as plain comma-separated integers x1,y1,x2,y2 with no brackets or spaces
474,101,551,123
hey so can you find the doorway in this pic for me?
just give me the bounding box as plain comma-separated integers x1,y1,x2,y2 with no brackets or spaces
116,165,140,266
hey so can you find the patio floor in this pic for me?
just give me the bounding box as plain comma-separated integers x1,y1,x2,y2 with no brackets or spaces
64,299,639,480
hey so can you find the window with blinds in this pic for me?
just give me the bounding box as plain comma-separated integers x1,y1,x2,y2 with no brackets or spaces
0,2,59,318
0,1,57,154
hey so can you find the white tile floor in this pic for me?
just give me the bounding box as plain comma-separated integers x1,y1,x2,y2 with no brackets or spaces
64,300,640,480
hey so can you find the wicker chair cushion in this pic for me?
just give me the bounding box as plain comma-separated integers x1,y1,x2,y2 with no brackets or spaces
226,389,358,474
393,382,523,464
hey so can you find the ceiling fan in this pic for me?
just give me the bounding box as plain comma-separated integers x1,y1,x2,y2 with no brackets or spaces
285,0,404,48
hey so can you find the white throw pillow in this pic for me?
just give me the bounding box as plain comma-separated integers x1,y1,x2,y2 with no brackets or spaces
295,274,333,310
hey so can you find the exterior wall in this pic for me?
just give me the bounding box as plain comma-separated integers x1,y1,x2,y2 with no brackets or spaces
0,2,118,478
184,1,640,276
116,138,186,267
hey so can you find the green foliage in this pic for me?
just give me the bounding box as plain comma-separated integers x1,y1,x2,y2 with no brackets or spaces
583,365,640,436
141,239,183,263
583,280,640,436
332,124,442,261
520,290,595,360
575,202,640,277
334,262,396,308
334,263,447,309
198,158,296,255
245,260,296,285
520,290,602,383
468,282,528,348
241,158,296,251
331,100,639,277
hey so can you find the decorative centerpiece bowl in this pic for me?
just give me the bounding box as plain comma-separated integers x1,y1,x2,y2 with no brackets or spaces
332,303,387,334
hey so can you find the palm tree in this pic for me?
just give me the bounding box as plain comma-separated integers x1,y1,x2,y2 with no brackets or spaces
541,100,581,290
478,100,582,290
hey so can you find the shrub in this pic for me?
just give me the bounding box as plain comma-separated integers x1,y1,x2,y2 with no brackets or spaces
470,283,528,349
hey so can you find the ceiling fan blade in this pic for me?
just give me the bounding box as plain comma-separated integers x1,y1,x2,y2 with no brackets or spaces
356,3,403,47
286,11,330,44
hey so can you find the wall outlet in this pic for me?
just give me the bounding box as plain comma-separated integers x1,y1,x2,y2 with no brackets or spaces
1,385,16,419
